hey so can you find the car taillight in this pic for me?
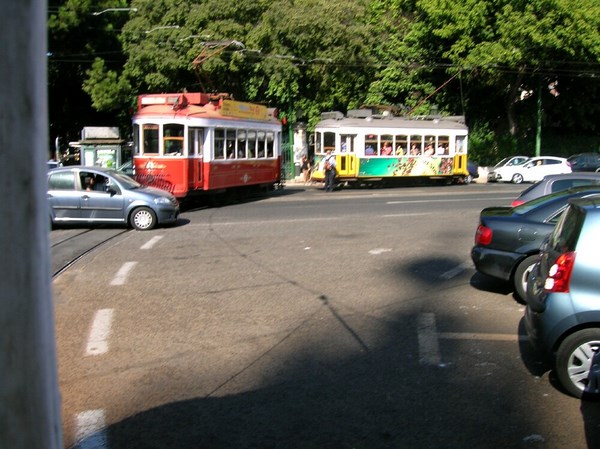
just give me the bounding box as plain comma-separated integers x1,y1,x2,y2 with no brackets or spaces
544,252,576,293
511,199,525,207
475,224,493,245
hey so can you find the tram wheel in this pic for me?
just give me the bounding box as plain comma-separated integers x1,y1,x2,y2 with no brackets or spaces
130,207,157,231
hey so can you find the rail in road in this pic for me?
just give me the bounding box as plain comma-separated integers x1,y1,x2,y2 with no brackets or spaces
50,228,129,278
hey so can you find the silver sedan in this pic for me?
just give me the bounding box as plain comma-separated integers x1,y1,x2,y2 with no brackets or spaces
47,166,179,230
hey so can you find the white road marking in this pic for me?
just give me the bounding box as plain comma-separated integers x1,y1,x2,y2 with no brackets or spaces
382,213,432,218
439,332,528,342
85,309,114,356
140,235,163,250
110,261,137,286
440,260,473,280
386,197,515,205
75,409,107,448
369,248,392,255
418,313,442,366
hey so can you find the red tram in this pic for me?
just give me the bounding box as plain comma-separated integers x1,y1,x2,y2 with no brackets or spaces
132,92,282,199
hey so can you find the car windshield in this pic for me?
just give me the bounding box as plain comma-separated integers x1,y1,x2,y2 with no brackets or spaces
105,169,142,189
494,157,512,168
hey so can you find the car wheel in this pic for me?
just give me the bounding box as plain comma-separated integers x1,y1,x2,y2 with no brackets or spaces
556,329,600,399
130,207,157,231
464,175,473,184
513,255,538,302
511,173,524,184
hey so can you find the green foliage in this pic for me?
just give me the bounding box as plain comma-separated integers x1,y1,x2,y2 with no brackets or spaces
48,0,599,154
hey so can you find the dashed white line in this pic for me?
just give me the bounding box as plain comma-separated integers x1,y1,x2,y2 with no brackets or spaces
85,309,114,356
140,235,163,250
440,260,472,280
417,313,442,366
439,332,527,342
75,409,107,449
110,261,137,286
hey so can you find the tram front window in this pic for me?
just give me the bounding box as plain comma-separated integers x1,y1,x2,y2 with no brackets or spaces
143,124,159,154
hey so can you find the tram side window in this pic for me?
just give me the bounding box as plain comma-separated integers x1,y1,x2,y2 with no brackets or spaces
164,123,184,156
456,136,467,153
266,132,274,158
247,131,257,158
324,132,335,153
314,132,322,154
143,124,159,154
395,135,408,155
437,136,449,155
225,129,237,159
256,131,266,158
380,135,393,156
424,135,435,156
409,135,422,155
365,134,378,156
237,130,247,158
214,129,225,159
188,127,204,157
133,124,140,155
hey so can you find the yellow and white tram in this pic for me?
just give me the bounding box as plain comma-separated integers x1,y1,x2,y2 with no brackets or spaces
311,110,469,186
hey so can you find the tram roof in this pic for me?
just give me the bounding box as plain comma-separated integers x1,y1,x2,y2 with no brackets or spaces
133,92,280,124
315,114,468,131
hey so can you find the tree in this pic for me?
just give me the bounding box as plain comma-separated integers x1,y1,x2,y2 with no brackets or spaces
48,0,134,144
400,0,600,139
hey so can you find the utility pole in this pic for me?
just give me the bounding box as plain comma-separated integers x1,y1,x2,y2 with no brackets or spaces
0,1,63,448
535,77,542,157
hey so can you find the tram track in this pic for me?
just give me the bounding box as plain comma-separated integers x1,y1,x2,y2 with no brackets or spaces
51,228,129,279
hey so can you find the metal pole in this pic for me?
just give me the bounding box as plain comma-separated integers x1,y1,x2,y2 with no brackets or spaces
536,78,542,157
288,113,295,180
0,1,63,448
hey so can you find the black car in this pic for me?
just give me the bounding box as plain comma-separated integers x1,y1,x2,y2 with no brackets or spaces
511,172,600,206
471,186,600,301
567,152,600,172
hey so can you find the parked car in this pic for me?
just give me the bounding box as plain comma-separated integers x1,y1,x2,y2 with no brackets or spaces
47,160,61,170
487,156,530,182
465,161,479,184
525,197,600,398
566,152,600,172
48,166,179,230
511,173,600,206
487,156,571,184
117,160,135,177
471,186,600,301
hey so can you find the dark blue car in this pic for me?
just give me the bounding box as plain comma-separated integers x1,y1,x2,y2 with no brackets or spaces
471,186,600,301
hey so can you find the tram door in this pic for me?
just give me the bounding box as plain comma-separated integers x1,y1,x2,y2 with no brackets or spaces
337,134,357,176
188,128,204,188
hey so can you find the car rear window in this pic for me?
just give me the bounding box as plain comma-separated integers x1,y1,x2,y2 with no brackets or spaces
552,179,600,192
48,172,76,190
548,204,585,253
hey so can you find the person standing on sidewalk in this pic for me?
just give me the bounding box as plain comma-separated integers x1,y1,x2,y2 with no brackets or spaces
301,154,311,185
323,150,336,192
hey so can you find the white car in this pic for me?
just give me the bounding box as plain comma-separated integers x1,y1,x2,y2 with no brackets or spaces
487,156,530,182
488,156,571,184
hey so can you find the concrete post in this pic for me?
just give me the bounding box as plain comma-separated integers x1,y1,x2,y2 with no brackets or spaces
0,1,63,448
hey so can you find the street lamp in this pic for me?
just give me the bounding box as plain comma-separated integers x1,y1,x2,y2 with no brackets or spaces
145,26,180,34
92,8,137,15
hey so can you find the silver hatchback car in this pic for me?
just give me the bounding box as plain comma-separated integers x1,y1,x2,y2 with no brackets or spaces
525,197,600,398
48,166,179,230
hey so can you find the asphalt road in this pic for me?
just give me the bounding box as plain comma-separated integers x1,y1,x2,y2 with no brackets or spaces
52,182,600,449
